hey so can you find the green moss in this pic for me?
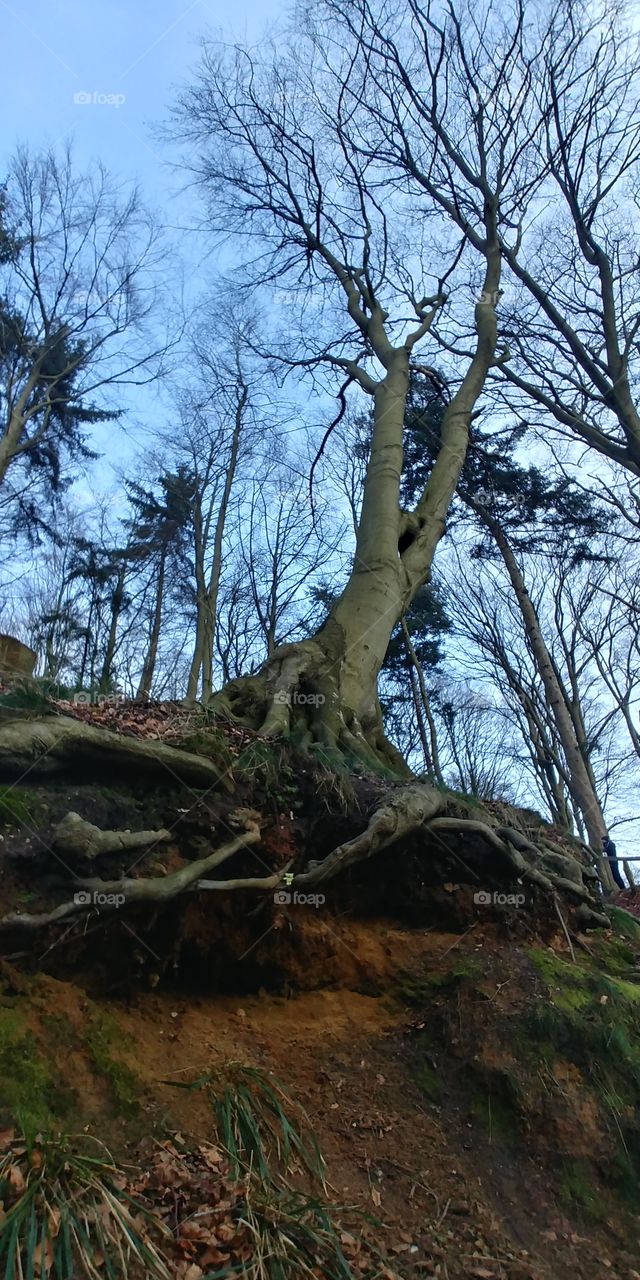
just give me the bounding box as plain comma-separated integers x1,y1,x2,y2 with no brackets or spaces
559,1158,602,1218
0,786,36,828
84,1011,141,1116
526,949,640,1113
588,934,638,976
414,1061,441,1101
0,1009,75,1138
602,975,640,1002
396,959,483,1006
529,947,588,987
607,906,640,940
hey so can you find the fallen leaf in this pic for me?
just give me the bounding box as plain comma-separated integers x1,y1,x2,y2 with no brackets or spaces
7,1163,25,1193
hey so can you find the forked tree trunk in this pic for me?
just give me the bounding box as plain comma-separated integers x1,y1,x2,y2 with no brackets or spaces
216,256,502,767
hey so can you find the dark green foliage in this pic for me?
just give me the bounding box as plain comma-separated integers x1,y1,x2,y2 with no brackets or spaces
382,580,451,682
0,303,111,515
400,373,609,565
124,465,196,565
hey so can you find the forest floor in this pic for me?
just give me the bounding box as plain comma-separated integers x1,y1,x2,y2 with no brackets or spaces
0,687,639,1279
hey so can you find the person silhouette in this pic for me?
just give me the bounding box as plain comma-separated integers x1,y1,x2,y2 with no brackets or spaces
602,834,626,893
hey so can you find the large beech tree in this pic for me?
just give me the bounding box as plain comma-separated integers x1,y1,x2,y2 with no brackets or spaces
172,0,561,765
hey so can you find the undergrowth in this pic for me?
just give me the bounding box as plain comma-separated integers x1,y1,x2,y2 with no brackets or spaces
0,1131,171,1280
164,1061,326,1187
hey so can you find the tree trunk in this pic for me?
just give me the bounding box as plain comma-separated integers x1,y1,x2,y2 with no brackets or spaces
201,382,246,701
215,253,502,768
401,618,446,782
137,547,166,700
99,565,126,693
485,515,610,872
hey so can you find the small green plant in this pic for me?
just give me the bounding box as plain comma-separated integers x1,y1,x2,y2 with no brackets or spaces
0,786,34,828
165,1062,326,1187
235,742,302,809
0,1130,171,1280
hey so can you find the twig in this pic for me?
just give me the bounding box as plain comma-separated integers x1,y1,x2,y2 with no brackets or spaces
553,894,576,962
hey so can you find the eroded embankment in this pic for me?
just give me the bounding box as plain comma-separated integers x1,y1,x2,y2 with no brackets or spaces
2,908,640,1279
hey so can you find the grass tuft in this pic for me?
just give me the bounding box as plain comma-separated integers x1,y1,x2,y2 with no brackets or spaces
0,1130,171,1280
165,1062,326,1188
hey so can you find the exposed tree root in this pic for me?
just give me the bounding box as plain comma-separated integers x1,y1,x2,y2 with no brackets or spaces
0,716,230,789
296,786,607,926
0,817,263,931
211,641,411,776
296,785,443,884
76,823,261,902
53,811,171,863
0,775,609,938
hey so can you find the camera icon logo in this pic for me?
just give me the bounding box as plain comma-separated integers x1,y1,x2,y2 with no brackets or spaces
73,890,93,906
273,890,292,905
473,890,492,905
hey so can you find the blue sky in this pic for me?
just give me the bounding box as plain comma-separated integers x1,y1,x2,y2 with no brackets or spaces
0,0,289,498
0,0,281,189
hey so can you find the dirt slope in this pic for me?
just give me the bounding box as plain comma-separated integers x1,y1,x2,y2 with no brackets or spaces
2,913,640,1279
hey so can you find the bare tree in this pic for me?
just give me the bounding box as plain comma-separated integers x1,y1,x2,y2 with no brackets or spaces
323,0,640,479
172,8,533,764
495,8,640,475
0,144,172,492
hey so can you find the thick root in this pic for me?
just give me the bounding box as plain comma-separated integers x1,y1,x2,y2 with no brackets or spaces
0,716,231,789
53,812,171,863
297,784,444,884
210,639,409,776
0,815,264,931
296,786,605,922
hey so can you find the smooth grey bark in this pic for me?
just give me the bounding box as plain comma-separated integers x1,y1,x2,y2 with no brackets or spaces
478,510,611,875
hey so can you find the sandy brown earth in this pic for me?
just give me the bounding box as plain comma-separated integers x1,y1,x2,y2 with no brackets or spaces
6,916,637,1280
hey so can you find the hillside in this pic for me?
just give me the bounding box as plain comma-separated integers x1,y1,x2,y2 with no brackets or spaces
0,687,638,1279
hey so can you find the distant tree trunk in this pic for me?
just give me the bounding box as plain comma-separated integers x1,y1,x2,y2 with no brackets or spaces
137,547,167,700
99,565,126,694
401,618,445,783
186,493,208,703
483,514,610,876
200,381,246,701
